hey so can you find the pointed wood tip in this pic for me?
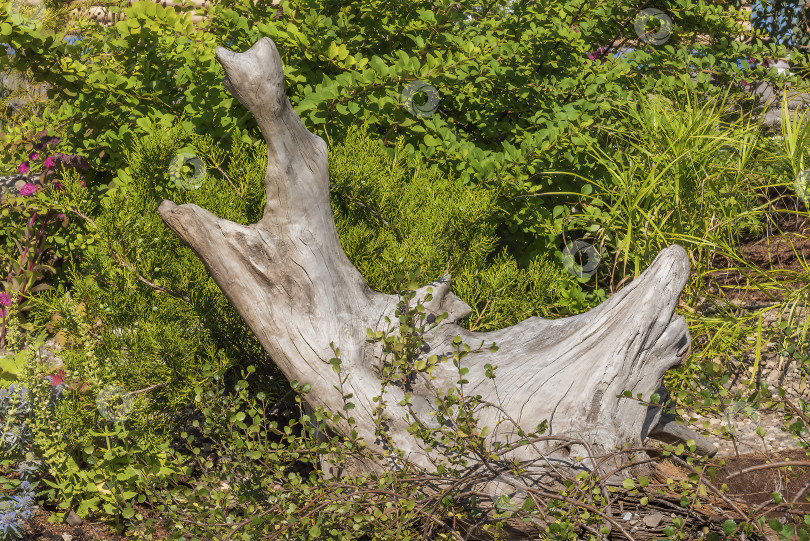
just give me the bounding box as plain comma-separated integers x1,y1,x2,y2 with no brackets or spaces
214,37,285,116
649,244,690,290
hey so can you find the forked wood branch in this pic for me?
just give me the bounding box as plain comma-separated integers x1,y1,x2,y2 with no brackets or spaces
157,37,715,485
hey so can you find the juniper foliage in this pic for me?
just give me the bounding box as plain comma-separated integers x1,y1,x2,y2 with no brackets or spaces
329,124,563,331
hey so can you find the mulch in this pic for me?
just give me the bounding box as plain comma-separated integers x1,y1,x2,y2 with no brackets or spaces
718,449,810,517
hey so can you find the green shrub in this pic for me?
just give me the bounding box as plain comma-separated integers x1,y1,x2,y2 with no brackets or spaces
11,119,563,524
210,0,792,258
330,124,564,329
0,0,793,263
0,0,255,179
17,125,270,523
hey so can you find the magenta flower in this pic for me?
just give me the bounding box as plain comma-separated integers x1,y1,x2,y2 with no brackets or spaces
19,183,38,196
0,293,11,319
587,46,610,62
18,162,29,174
29,152,39,161
43,156,56,170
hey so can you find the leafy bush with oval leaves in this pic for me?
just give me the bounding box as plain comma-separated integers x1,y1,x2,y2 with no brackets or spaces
0,0,795,260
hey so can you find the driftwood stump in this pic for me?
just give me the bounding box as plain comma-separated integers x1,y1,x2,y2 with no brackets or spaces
157,37,715,486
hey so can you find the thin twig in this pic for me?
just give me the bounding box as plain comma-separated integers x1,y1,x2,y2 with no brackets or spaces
334,190,401,241
108,248,191,302
125,381,167,396
724,461,810,481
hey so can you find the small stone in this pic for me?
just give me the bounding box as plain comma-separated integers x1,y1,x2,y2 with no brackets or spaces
62,534,73,541
65,509,82,527
644,513,664,528
623,512,632,521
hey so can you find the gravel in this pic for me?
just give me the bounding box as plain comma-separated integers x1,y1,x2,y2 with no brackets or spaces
687,303,809,457
0,173,32,199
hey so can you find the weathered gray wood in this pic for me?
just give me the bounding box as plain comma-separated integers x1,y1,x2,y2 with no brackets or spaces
158,37,714,484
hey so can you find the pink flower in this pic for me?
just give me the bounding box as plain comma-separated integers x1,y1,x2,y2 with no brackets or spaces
19,183,38,196
0,292,9,320
587,46,610,62
18,162,29,174
43,156,56,170
29,152,39,161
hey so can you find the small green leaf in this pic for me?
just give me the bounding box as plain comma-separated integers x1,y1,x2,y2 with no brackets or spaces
638,477,649,487
622,479,635,490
